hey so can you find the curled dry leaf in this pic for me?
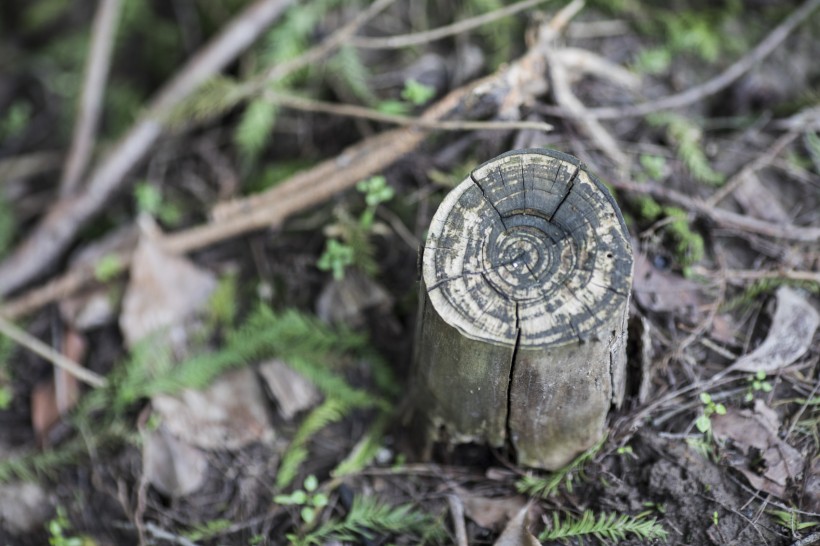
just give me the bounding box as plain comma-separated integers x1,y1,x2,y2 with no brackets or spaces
730,286,819,373
711,400,804,499
151,367,275,451
142,423,208,497
119,222,216,349
493,505,540,546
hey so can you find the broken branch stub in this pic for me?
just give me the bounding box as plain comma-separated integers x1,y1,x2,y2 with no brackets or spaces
413,148,633,469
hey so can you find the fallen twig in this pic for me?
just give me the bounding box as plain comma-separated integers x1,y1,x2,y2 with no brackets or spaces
0,313,106,388
59,0,123,197
351,0,550,49
0,0,294,297
690,265,820,285
539,0,820,119
263,90,553,132
609,179,820,242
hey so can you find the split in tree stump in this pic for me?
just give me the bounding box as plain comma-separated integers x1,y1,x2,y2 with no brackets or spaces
412,148,633,470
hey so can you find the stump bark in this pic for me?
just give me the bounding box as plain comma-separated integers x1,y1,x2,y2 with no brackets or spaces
412,148,633,470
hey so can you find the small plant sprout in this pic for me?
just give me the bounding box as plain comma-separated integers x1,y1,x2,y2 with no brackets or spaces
695,392,727,435
317,239,355,280
134,182,182,226
400,79,436,106
769,508,819,536
356,175,395,230
712,510,719,526
274,475,330,525
47,507,83,546
745,370,773,402
616,445,634,456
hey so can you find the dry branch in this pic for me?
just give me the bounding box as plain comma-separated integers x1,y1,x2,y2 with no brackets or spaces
59,0,123,197
609,179,820,242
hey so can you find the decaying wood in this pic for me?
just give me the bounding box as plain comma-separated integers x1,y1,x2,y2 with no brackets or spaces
413,149,633,469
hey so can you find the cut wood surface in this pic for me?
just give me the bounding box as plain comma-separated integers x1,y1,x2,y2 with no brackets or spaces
413,148,633,469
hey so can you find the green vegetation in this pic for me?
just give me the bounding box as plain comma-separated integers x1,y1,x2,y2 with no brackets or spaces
47,507,84,546
288,494,445,546
516,436,604,498
133,182,182,226
539,510,667,543
695,392,727,436
317,175,395,280
274,475,330,524
745,370,773,402
647,112,725,186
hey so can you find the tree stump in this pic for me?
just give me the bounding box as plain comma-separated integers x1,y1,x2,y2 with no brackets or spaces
412,148,633,470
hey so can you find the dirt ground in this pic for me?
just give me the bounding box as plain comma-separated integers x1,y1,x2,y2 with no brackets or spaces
0,0,819,545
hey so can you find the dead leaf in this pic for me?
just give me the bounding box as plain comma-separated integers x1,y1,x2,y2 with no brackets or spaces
142,423,208,497
151,367,275,450
730,286,819,373
803,457,820,513
712,400,804,499
455,487,527,531
119,220,216,349
30,329,86,446
258,359,320,420
493,505,540,546
633,253,705,317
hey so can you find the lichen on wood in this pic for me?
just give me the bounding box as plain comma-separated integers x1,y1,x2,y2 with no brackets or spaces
412,148,633,469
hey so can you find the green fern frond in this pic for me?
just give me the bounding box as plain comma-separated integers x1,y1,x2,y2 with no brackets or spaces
539,510,668,543
234,97,279,160
168,75,244,126
648,112,724,186
516,435,605,498
293,495,444,545
332,411,390,477
327,46,377,105
276,398,355,489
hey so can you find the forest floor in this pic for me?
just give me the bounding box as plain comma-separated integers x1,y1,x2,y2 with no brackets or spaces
0,0,819,545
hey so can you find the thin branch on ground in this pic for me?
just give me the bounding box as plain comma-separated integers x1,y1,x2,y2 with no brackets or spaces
448,495,469,546
0,0,293,297
548,51,630,169
263,90,553,132
539,0,820,120
609,179,820,242
690,265,820,285
0,313,106,388
706,131,800,206
351,0,550,49
59,0,123,197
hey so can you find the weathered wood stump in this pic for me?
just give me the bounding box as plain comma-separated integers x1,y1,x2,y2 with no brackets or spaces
412,148,633,470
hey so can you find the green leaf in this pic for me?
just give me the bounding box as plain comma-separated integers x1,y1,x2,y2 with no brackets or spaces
303,475,318,492
715,403,726,415
134,182,162,215
695,414,712,433
94,254,124,282
699,392,712,405
400,79,435,106
301,506,316,524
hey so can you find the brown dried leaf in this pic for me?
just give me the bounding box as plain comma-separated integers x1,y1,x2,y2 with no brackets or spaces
493,505,540,546
142,423,208,497
455,487,527,531
119,223,216,349
633,253,705,316
151,367,275,450
712,400,804,499
730,286,819,373
258,359,320,420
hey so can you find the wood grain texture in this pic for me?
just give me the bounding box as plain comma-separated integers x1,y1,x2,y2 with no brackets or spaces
413,148,633,469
